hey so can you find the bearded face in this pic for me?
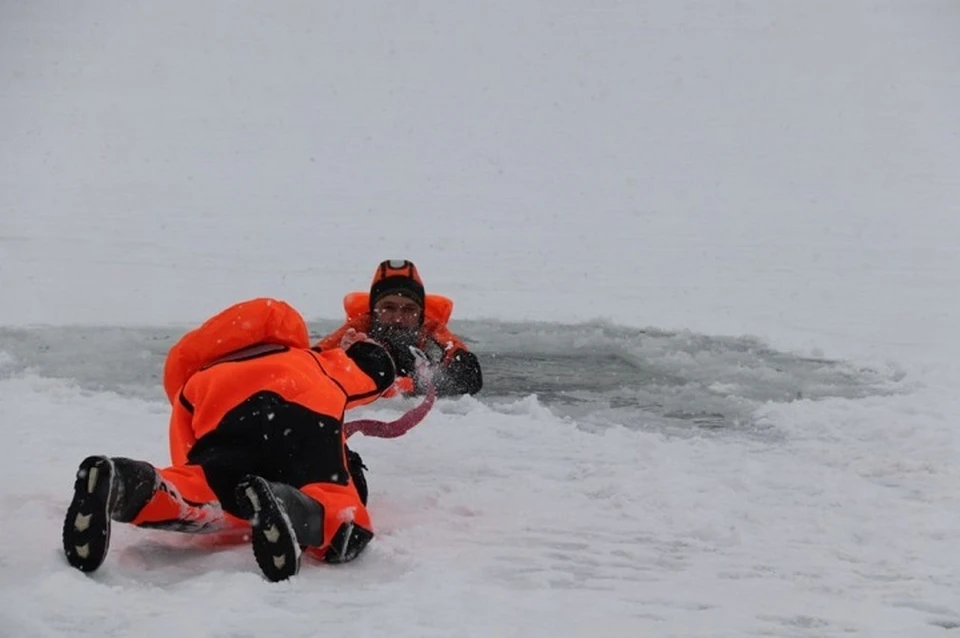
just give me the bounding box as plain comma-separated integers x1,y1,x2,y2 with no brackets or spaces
368,323,417,375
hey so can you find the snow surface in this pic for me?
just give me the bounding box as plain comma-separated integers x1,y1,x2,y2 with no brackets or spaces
2,1,960,636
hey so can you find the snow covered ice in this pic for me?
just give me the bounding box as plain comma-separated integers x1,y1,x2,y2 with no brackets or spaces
2,1,960,636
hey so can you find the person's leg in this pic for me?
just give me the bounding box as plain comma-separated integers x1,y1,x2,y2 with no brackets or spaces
299,481,373,563
226,393,373,578
261,398,374,561
63,456,124,572
63,456,248,572
63,455,165,572
233,476,372,581
180,391,323,581
186,389,374,580
233,476,305,582
187,391,307,517
130,464,247,533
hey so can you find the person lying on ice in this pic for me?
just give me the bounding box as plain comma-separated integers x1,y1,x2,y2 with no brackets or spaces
62,297,426,582
316,259,483,397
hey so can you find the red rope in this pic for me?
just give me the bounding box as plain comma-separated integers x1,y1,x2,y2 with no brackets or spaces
344,382,436,439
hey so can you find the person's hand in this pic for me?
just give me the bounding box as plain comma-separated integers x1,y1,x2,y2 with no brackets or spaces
340,328,373,350
410,346,437,387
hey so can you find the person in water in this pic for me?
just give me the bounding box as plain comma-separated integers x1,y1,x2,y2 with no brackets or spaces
316,259,482,397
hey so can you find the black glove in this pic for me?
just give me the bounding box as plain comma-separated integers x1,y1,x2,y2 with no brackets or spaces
432,349,483,396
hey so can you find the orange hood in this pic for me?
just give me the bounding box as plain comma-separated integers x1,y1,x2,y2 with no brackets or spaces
162,298,310,405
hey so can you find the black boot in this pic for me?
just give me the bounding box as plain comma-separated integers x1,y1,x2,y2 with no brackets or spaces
234,476,325,582
324,520,374,565
110,457,161,522
243,479,372,564
62,456,158,572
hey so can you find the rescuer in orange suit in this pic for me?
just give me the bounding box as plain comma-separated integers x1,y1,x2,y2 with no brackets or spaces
62,297,397,582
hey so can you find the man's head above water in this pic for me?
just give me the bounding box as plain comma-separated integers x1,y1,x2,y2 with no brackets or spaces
368,259,425,329
367,260,426,362
314,258,482,396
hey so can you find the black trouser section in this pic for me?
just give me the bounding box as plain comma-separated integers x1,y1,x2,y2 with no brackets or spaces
110,457,160,522
345,447,368,506
187,391,347,518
